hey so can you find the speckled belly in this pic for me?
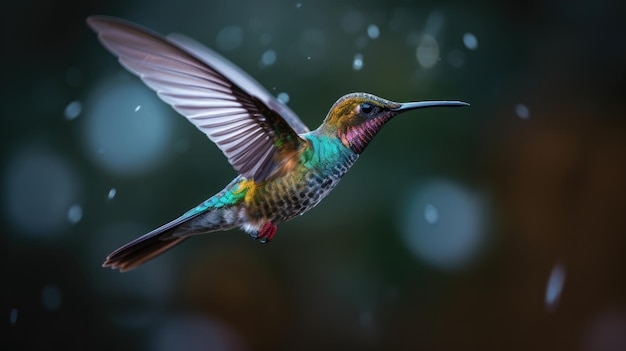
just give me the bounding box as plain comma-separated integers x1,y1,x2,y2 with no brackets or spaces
245,153,358,224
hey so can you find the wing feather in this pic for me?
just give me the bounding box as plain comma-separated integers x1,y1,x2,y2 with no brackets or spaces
87,16,309,182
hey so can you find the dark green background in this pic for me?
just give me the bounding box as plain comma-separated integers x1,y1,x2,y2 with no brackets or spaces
3,0,626,350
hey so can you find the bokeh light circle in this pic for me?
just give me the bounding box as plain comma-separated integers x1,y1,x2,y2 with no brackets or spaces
84,78,172,177
2,144,81,239
399,179,488,271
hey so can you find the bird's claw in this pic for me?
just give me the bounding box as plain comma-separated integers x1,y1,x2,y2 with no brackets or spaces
254,222,276,244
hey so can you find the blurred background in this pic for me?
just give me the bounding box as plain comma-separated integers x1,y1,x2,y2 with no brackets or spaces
2,0,626,350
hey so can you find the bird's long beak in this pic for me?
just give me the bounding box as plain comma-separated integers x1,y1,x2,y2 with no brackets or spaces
392,100,470,112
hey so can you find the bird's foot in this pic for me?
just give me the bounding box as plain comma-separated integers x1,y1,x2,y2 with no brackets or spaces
255,222,276,244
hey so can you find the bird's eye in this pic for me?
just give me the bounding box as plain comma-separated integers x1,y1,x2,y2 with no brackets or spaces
360,102,373,114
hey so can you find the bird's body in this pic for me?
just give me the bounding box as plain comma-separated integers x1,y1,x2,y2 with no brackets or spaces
178,129,358,239
87,16,468,271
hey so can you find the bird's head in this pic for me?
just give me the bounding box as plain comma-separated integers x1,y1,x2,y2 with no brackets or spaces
320,92,468,154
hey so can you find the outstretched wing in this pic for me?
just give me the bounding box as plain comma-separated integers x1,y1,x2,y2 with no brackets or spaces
87,16,309,182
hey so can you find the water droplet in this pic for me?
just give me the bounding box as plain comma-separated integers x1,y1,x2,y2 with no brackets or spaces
352,53,364,71
64,100,82,120
515,103,530,119
134,105,141,112
216,26,243,51
67,204,82,224
277,92,290,104
295,2,302,8
10,308,18,324
424,204,438,224
367,24,380,39
107,188,117,200
259,49,277,67
306,56,312,60
463,32,478,50
545,262,566,312
41,284,62,311
416,34,439,69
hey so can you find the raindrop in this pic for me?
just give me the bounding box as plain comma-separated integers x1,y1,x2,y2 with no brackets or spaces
306,56,311,60
295,2,302,8
277,92,290,104
64,100,82,120
41,284,62,311
10,308,18,324
463,33,478,50
545,262,566,312
259,49,277,67
515,103,530,119
67,204,82,224
216,26,243,51
424,204,438,224
416,34,439,68
367,24,380,39
135,105,141,112
352,53,364,71
107,188,117,200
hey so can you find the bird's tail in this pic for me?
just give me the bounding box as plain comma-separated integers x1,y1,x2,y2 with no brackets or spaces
103,177,248,272
103,206,244,272
102,214,197,272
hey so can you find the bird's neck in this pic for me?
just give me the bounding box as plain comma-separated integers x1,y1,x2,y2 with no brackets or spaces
300,130,358,174
317,116,394,155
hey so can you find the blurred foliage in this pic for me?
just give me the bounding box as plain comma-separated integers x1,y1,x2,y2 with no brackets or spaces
2,0,626,350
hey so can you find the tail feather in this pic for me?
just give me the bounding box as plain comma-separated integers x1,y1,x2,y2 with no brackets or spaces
103,214,199,272
104,177,248,272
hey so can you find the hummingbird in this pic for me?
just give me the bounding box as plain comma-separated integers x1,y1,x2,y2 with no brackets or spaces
87,16,468,272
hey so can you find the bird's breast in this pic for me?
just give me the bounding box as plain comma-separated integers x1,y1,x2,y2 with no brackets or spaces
244,152,358,224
